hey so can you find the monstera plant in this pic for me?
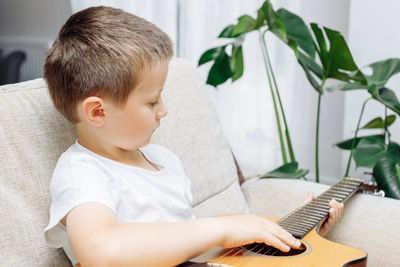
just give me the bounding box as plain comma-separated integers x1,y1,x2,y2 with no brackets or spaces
198,0,400,199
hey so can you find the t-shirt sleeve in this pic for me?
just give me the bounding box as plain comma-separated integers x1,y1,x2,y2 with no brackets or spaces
44,156,119,248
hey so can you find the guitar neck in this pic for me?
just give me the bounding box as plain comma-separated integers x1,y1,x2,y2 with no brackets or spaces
278,177,364,239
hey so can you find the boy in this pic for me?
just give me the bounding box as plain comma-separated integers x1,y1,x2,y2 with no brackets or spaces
43,6,343,267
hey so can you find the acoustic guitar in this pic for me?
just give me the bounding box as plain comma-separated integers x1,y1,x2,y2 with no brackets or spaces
192,177,368,267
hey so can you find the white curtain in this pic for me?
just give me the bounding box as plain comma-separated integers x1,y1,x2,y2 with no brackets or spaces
70,0,178,44
70,0,305,179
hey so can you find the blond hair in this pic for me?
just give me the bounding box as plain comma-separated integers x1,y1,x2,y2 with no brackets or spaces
44,6,173,123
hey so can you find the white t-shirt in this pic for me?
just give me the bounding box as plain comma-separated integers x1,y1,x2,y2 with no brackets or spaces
44,141,195,265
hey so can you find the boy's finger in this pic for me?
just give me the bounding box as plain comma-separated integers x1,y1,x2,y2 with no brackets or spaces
302,192,314,205
269,223,301,248
263,232,291,252
329,200,339,222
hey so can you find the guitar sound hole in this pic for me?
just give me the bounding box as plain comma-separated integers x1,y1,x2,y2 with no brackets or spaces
243,242,307,257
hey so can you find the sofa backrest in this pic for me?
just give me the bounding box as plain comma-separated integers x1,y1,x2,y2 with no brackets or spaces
0,58,248,266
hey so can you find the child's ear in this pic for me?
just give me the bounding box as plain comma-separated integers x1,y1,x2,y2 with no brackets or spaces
81,96,106,127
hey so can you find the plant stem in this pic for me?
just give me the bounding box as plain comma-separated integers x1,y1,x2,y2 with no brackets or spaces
315,77,327,183
262,30,296,162
384,106,390,145
344,97,372,176
315,93,322,183
259,30,287,164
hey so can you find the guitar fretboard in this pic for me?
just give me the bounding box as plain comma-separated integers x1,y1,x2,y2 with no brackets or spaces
277,177,364,238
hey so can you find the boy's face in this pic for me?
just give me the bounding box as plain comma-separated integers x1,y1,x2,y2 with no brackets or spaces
103,60,169,150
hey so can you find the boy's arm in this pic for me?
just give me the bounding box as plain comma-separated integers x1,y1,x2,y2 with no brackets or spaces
66,203,301,267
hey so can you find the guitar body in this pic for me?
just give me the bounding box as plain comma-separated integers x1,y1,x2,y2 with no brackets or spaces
205,215,367,267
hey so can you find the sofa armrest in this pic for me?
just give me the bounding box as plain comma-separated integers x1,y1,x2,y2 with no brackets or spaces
241,178,400,266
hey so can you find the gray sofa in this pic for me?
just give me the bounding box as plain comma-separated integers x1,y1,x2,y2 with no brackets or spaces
0,58,399,266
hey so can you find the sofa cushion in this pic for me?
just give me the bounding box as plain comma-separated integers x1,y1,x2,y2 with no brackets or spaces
0,79,74,266
0,58,247,266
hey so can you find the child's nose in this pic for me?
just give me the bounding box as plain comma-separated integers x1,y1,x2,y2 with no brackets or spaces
157,103,168,119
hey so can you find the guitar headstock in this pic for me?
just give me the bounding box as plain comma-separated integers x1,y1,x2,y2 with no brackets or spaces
358,182,385,197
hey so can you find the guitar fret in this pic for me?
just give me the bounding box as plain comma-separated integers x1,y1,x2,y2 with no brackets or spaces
285,211,323,224
336,184,357,191
283,215,319,226
343,181,362,186
322,191,348,198
309,203,330,211
280,220,315,230
279,218,315,227
306,204,329,212
329,190,353,196
281,223,309,233
301,206,327,216
318,196,345,202
317,198,344,204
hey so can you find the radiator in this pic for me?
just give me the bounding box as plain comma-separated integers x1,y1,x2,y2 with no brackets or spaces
0,36,53,82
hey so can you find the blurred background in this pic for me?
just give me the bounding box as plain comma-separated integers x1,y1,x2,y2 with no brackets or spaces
1,0,399,185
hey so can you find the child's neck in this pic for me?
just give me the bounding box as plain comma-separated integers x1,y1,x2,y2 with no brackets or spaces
77,132,159,171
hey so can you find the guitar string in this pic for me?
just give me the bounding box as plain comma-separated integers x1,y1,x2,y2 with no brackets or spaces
210,179,362,265
210,246,241,264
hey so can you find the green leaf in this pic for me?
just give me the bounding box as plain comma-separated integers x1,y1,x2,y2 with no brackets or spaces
335,134,384,150
310,24,366,85
361,115,396,129
230,45,244,82
364,58,400,88
375,87,400,115
325,58,400,94
206,51,233,87
323,26,366,83
373,155,400,199
218,25,236,38
310,23,328,69
353,137,386,168
259,161,309,179
254,7,266,29
232,15,256,37
261,1,286,40
297,51,323,91
387,142,400,162
277,8,316,59
325,81,368,92
198,46,224,66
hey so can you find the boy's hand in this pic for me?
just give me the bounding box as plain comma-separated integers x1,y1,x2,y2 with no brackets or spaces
214,214,301,252
303,192,344,236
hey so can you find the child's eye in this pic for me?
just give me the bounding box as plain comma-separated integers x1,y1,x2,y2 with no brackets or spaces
150,100,158,107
